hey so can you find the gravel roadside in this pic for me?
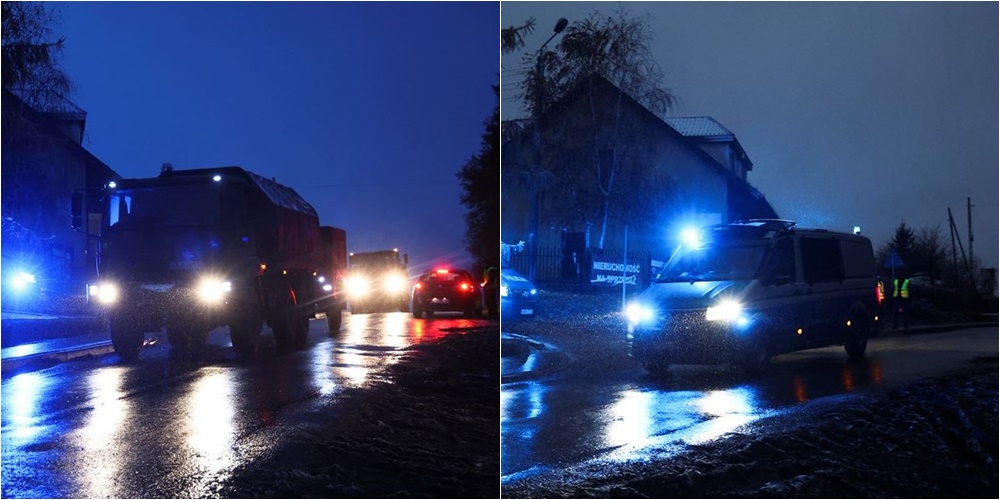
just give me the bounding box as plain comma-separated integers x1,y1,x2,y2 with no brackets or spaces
222,325,500,498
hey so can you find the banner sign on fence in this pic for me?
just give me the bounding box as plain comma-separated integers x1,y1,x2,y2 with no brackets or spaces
590,258,642,287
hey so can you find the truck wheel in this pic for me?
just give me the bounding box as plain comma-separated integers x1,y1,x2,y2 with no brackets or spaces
230,287,262,357
326,308,342,335
230,314,262,358
643,358,670,377
111,314,143,362
294,317,310,349
270,287,296,351
167,329,191,351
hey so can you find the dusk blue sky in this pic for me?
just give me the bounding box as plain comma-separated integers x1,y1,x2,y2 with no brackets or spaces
54,1,498,272
502,2,999,272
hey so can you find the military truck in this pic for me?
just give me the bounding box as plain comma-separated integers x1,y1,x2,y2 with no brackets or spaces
345,248,409,313
80,165,346,360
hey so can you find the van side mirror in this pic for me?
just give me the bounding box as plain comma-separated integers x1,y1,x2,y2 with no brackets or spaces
71,191,84,229
768,274,793,287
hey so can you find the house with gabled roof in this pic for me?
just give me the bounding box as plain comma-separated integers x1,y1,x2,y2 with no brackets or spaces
2,89,120,291
502,73,777,281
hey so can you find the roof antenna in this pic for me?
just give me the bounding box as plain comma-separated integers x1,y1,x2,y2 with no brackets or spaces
160,162,174,176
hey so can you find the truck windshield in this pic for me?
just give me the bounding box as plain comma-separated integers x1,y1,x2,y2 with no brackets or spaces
108,185,221,227
655,241,767,283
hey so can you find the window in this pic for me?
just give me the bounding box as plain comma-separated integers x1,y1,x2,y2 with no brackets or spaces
801,237,844,284
763,237,795,285
841,240,875,278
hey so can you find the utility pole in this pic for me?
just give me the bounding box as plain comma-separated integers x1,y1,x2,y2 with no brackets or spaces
527,17,568,282
967,197,974,270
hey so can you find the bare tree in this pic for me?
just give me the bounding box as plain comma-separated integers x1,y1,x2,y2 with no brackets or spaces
516,8,676,249
501,17,536,55
2,2,73,111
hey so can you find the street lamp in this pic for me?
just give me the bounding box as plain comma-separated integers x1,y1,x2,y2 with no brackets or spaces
528,17,568,282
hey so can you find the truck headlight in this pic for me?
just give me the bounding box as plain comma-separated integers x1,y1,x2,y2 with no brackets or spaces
347,276,369,297
197,277,231,304
384,273,407,293
92,282,120,305
706,299,744,322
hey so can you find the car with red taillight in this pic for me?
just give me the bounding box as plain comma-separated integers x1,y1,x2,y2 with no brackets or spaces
410,268,483,318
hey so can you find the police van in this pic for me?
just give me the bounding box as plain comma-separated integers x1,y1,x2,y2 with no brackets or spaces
626,219,879,374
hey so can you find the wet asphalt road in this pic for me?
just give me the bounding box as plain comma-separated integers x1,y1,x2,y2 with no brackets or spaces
1,311,490,498
500,326,998,482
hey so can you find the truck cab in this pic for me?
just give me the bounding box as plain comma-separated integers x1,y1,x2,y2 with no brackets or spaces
86,166,345,360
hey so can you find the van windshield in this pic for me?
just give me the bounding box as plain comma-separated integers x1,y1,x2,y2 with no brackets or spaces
655,240,767,283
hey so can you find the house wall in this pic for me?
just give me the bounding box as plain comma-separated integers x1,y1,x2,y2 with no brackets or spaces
2,93,116,285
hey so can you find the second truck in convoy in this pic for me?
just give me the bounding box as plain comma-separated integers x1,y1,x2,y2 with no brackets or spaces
345,248,410,313
82,165,347,360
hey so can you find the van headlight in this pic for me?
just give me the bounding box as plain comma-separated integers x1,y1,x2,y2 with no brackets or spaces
706,299,744,322
500,284,509,297
626,303,655,325
197,277,231,304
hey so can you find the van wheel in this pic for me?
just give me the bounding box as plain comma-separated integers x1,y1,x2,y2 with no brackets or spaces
741,333,771,374
844,313,870,359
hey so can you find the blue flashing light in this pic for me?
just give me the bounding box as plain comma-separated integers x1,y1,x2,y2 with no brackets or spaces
108,181,117,189
680,227,702,248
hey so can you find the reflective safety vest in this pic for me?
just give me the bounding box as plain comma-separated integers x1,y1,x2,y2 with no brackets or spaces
893,278,910,299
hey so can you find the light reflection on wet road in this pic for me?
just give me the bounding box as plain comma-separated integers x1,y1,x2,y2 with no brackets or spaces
1,311,489,498
500,327,998,482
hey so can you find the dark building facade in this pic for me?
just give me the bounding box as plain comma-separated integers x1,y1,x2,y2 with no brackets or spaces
502,74,777,282
2,89,120,291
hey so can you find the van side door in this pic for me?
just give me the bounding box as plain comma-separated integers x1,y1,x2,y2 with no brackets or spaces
800,235,845,344
757,235,806,353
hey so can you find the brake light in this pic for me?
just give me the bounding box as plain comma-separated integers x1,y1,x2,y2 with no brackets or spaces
436,269,449,274
415,283,422,289
460,282,470,291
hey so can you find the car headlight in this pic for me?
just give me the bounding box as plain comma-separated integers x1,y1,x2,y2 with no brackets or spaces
92,282,120,305
347,276,369,296
626,303,655,325
197,277,231,304
706,299,743,322
500,284,509,297
384,273,407,293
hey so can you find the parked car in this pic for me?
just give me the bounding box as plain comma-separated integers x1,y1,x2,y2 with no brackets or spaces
410,268,483,318
627,219,879,374
500,268,538,320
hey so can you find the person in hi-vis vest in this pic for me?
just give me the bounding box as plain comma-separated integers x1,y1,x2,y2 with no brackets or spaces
892,274,910,330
